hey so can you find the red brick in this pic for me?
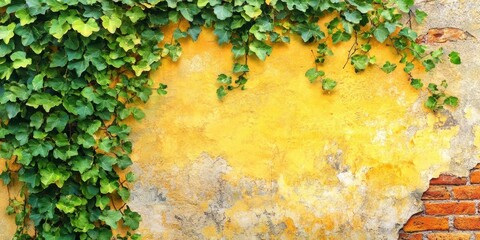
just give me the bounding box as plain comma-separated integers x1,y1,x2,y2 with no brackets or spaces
430,174,467,185
403,216,449,232
424,202,476,215
471,170,480,184
422,186,451,200
427,233,471,240
452,185,480,199
399,233,423,240
454,216,480,230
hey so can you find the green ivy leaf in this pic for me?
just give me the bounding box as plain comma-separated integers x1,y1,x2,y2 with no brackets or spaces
415,9,427,24
157,83,168,95
404,62,414,73
15,9,37,26
101,15,122,34
425,96,438,110
322,78,337,91
71,157,93,174
348,0,373,13
72,18,100,37
118,187,130,201
15,148,33,165
100,178,119,194
444,96,459,107
343,10,362,24
173,28,188,40
187,25,201,41
132,108,145,121
197,0,209,8
39,164,70,188
81,167,99,183
10,51,32,69
123,208,142,230
27,93,62,112
232,63,249,73
449,51,461,64
294,23,325,42
0,23,15,44
0,171,11,185
381,61,397,74
99,155,117,171
49,18,71,39
0,0,11,8
350,54,369,71
126,172,136,183
126,6,146,23
99,210,122,229
305,68,325,83
45,111,69,132
71,211,95,233
399,27,418,41
373,25,389,43
31,74,45,91
410,79,423,90
332,30,351,44
30,140,54,157
216,86,227,100
217,74,232,84
18,169,40,188
213,5,233,20
56,195,87,213
95,195,110,210
422,59,435,71
30,111,44,129
249,40,272,61
397,0,414,13
243,5,262,19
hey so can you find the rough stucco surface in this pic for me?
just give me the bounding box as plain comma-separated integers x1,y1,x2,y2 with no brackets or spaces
126,1,480,239
0,1,479,240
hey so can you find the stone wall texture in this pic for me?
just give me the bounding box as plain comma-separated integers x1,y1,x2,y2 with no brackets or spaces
1,0,480,239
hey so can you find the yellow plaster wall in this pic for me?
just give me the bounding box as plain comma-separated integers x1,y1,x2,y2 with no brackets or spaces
127,27,463,239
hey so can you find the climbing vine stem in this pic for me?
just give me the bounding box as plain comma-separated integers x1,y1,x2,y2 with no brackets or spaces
0,0,460,239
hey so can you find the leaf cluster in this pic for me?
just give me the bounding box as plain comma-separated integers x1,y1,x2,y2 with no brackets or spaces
0,0,461,239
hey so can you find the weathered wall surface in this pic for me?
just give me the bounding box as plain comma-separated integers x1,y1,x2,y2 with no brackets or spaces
0,1,479,239
126,1,480,239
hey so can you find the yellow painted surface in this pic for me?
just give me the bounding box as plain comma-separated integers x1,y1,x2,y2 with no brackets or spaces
0,10,474,239
127,28,462,239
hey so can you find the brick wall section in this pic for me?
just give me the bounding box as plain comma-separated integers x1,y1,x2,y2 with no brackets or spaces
399,164,480,240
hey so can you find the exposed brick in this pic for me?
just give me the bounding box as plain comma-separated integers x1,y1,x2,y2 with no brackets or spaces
454,216,480,230
471,170,480,184
427,233,471,240
452,185,480,199
424,202,476,215
399,233,423,240
422,186,451,200
430,174,467,185
403,216,449,232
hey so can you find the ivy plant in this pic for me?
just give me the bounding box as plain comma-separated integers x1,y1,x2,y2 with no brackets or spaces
0,0,460,239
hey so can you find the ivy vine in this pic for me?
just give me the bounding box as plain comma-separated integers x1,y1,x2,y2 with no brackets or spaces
0,0,460,239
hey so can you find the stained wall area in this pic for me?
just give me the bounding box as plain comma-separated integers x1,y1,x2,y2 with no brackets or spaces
0,0,479,239
125,1,480,239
